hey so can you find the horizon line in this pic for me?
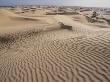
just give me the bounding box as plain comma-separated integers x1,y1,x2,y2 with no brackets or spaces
0,4,110,8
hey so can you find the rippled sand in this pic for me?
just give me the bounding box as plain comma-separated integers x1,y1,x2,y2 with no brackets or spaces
0,8,110,82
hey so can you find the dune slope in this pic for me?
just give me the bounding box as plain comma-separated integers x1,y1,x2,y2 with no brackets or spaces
0,13,110,82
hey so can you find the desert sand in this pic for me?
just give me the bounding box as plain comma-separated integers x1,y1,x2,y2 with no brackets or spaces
0,6,110,82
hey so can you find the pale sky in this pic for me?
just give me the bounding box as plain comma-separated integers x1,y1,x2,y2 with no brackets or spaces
0,0,110,8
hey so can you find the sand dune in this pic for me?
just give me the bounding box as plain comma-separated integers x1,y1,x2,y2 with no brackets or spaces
0,8,52,35
0,8,110,82
0,9,48,28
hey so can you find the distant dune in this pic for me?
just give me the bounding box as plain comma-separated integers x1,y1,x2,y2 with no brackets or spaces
0,7,110,82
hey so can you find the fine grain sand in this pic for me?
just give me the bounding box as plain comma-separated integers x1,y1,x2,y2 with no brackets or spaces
0,8,110,82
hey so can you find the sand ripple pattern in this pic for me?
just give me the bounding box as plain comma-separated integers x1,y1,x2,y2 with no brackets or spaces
0,24,110,82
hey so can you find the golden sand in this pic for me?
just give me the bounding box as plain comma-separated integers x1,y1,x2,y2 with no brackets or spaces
0,8,110,82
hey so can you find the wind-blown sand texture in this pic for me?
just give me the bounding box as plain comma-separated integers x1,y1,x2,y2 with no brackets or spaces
0,8,110,82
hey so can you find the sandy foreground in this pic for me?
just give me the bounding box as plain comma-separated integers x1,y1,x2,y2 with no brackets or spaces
0,8,110,82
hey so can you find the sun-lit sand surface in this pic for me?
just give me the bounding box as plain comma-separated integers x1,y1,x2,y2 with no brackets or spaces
0,6,110,82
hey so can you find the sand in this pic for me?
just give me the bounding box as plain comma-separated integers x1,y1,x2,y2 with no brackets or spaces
0,7,110,82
